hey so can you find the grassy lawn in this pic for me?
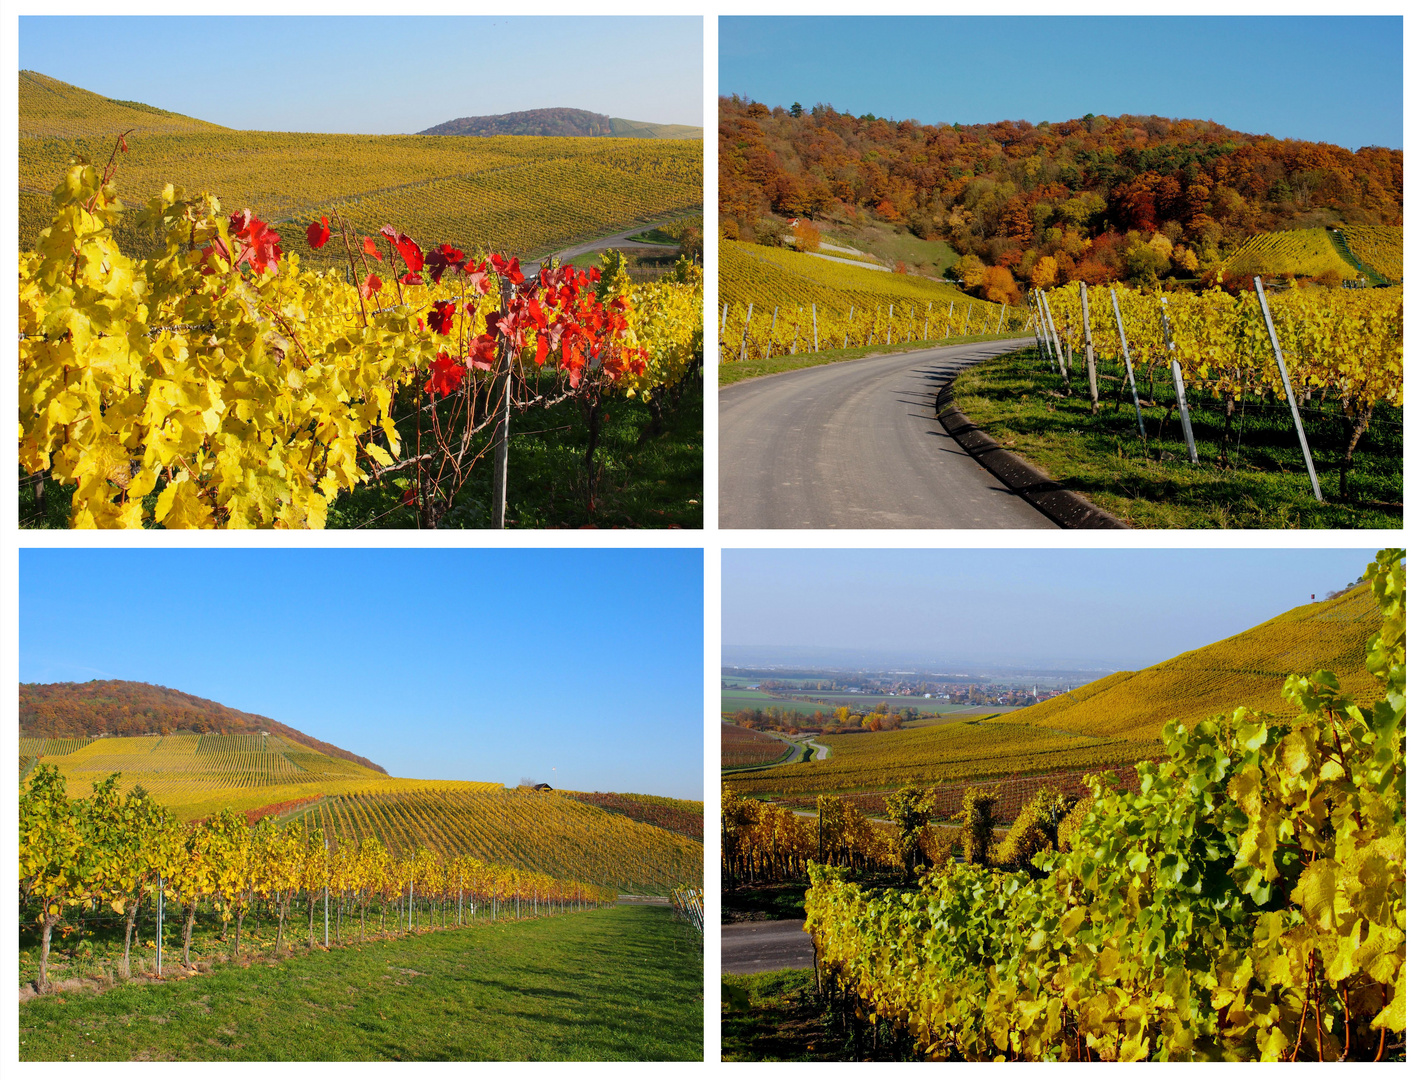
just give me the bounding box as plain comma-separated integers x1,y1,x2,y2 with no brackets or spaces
950,348,1402,529
19,906,702,1061
20,382,702,530
719,332,1027,387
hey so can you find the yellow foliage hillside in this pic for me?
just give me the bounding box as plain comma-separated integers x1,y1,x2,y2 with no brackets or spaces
1012,584,1380,743
19,70,227,138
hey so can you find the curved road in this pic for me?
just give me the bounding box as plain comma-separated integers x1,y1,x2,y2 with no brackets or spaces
720,338,1057,529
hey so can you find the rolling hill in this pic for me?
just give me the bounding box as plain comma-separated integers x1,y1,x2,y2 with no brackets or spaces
20,680,386,772
724,582,1381,801
19,681,702,892
1010,582,1380,743
19,69,225,137
420,107,701,140
18,73,702,270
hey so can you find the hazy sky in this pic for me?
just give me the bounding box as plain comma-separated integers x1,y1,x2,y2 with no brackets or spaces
721,16,1402,151
723,548,1380,671
20,549,704,800
19,16,703,132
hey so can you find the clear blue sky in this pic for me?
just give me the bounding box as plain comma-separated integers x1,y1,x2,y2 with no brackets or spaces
19,16,703,132
721,17,1401,150
723,548,1382,671
20,549,704,801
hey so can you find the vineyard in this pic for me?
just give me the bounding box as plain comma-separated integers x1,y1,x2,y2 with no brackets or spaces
722,717,1158,799
776,761,1160,827
562,790,704,840
20,765,621,996
1011,583,1380,743
1223,228,1358,281
722,788,922,885
953,276,1404,525
19,74,703,271
19,157,702,529
719,240,1026,364
294,787,701,892
722,724,795,768
803,549,1405,1061
1339,224,1404,283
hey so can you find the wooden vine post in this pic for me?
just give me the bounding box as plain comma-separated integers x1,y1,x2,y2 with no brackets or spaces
738,302,754,364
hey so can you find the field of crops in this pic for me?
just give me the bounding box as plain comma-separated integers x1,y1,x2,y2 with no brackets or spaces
19,75,702,270
1011,584,1380,743
722,717,1156,798
1340,224,1404,282
1223,227,1359,280
719,240,1021,363
722,724,793,768
295,787,702,893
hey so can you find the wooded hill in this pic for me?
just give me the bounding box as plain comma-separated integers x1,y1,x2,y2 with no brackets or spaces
421,107,701,140
720,96,1402,290
19,681,387,775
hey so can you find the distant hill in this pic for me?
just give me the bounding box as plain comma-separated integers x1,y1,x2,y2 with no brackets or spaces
420,107,701,139
1010,583,1380,744
19,680,386,775
19,70,227,138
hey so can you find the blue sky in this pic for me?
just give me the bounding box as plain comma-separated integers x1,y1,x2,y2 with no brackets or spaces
20,549,704,800
19,16,703,132
723,548,1381,670
720,17,1402,150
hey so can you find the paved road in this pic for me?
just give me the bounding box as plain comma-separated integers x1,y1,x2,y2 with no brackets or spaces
722,919,814,975
540,225,679,264
719,338,1057,529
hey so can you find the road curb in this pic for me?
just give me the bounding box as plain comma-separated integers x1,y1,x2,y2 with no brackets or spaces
934,379,1128,530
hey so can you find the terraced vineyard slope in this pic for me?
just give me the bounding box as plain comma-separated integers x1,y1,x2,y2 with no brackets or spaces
725,583,1378,801
19,69,224,137
1010,583,1380,743
18,74,702,271
722,723,794,768
1223,227,1359,280
1339,224,1403,282
296,787,701,893
720,238,972,314
20,680,703,893
724,716,1157,799
20,680,385,772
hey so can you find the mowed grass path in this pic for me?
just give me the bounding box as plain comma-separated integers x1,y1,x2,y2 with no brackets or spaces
19,906,702,1061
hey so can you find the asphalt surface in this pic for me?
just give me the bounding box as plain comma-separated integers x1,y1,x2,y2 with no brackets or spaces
722,919,815,975
719,337,1058,530
541,225,680,264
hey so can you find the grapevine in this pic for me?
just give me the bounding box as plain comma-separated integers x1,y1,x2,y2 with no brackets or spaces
805,549,1405,1061
18,153,701,528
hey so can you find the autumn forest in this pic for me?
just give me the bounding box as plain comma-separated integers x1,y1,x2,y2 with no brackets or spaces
718,96,1403,300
